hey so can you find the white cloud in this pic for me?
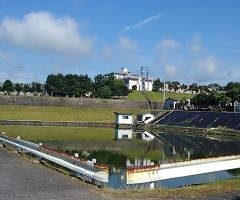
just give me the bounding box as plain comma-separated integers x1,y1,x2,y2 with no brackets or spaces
193,54,223,82
0,11,93,58
156,38,181,62
117,36,138,51
188,34,203,54
0,51,10,61
102,45,112,60
164,65,179,77
122,13,166,32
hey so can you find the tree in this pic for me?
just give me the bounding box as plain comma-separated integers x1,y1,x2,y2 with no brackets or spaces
14,83,23,93
172,81,180,92
45,74,64,97
113,79,128,96
191,92,208,108
189,83,199,94
152,78,163,92
93,74,106,98
100,85,112,99
3,79,13,95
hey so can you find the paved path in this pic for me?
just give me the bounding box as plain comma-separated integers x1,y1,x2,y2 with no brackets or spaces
0,146,110,200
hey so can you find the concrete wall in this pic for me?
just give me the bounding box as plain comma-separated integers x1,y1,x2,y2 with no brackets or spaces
0,95,163,110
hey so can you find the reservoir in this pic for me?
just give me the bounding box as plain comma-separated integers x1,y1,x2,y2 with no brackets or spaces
1,126,240,189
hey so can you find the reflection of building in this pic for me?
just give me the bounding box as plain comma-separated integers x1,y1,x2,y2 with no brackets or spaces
135,131,154,141
106,67,153,91
115,129,133,140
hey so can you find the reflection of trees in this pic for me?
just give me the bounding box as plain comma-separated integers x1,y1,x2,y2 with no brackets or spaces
227,168,240,176
81,150,127,169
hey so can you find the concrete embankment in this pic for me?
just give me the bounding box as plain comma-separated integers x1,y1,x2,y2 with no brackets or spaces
0,95,163,110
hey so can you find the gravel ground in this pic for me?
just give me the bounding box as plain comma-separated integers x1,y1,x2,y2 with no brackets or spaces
1,146,240,200
0,146,112,200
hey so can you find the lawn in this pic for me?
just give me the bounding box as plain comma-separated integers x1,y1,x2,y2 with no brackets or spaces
128,90,194,102
0,105,148,122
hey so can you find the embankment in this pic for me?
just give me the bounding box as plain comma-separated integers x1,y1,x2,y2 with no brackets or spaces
0,95,163,109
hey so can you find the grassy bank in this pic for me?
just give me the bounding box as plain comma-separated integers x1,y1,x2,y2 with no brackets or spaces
97,178,240,199
0,105,148,122
128,90,194,102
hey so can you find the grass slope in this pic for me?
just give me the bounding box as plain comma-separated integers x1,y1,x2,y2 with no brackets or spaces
128,90,194,102
0,105,148,122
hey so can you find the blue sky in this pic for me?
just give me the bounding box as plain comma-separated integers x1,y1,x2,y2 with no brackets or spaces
0,0,239,86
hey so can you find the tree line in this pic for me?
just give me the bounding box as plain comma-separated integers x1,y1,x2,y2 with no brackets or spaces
0,73,129,99
1,73,240,111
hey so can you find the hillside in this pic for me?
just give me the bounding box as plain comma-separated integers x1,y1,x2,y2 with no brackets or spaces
128,90,194,102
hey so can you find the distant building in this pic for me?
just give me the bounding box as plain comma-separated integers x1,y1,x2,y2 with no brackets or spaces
164,98,191,110
135,113,155,124
106,67,153,91
234,101,240,112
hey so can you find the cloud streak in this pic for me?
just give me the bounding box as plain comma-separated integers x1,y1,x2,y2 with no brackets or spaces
122,13,166,32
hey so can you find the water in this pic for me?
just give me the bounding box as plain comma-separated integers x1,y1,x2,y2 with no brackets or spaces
29,128,240,189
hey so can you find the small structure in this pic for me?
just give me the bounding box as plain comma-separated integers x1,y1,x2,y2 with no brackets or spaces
164,98,190,110
163,98,177,110
114,112,133,127
135,113,154,124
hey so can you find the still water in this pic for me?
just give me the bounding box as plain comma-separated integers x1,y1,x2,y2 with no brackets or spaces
3,126,240,189
29,127,240,189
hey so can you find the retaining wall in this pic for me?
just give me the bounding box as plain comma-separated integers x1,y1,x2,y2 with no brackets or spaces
0,95,163,110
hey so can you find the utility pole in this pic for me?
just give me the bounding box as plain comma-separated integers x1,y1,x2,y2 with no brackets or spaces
146,67,149,91
141,66,145,91
163,81,166,102
19,66,22,84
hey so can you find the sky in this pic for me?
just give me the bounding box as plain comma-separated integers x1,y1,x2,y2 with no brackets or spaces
0,0,239,86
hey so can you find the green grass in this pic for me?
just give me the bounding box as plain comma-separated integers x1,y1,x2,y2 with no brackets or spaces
128,90,194,102
98,178,240,199
128,90,146,101
0,126,114,141
0,105,147,122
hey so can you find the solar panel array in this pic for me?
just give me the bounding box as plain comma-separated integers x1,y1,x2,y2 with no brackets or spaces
155,111,240,130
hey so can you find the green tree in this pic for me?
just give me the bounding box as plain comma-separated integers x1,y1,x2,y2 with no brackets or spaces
100,85,112,99
93,74,106,98
14,83,23,93
45,74,64,97
3,79,13,95
113,79,128,96
152,78,163,92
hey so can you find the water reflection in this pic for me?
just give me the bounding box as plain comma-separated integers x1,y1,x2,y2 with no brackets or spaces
30,128,240,189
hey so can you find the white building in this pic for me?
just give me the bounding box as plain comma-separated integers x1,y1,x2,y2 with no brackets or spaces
135,113,155,124
114,112,133,125
107,67,153,91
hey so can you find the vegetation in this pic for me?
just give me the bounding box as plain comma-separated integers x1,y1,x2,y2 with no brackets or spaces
191,81,240,111
0,105,147,122
97,178,240,199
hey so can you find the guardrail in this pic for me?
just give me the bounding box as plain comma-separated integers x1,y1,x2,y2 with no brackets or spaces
0,134,109,186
